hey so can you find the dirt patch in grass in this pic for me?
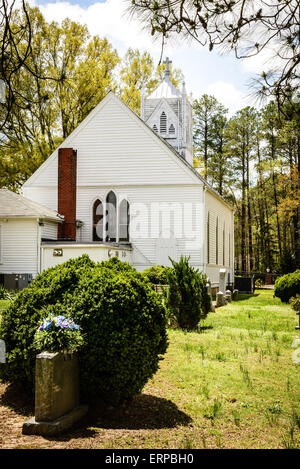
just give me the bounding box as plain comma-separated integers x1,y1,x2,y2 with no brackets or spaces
0,381,193,449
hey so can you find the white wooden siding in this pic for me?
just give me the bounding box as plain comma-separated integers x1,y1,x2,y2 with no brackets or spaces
205,190,234,285
0,224,2,263
22,187,57,211
41,244,132,271
0,219,39,275
23,93,199,191
76,185,205,269
41,221,58,240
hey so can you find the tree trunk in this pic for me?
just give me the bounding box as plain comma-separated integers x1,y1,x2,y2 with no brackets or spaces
241,147,247,273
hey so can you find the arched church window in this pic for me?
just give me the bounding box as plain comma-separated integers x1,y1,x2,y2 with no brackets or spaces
160,112,167,133
119,199,130,242
153,124,158,132
169,124,175,134
105,191,117,242
93,199,103,241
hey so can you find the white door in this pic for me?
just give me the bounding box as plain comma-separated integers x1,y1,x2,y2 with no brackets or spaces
156,236,177,266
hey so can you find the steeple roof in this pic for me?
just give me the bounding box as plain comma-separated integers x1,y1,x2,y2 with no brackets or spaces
147,57,182,99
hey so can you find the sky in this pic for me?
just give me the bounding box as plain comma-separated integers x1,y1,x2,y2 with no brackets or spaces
31,0,271,116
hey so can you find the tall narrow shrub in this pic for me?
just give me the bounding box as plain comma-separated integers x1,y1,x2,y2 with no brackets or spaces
165,256,212,330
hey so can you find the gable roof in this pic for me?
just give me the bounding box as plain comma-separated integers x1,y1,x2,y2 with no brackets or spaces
23,91,232,210
0,189,63,222
23,91,200,188
145,97,180,126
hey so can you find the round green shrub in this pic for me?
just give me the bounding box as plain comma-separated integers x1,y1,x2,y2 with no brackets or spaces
142,265,173,285
274,270,300,303
0,255,168,403
289,295,300,312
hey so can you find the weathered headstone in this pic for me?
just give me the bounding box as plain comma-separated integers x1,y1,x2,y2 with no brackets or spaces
23,351,88,436
0,340,5,364
205,278,215,312
225,290,232,302
232,289,239,301
216,291,225,307
296,311,300,330
219,269,227,294
206,278,212,297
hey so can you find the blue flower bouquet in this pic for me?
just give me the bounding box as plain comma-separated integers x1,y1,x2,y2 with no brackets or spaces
34,313,84,353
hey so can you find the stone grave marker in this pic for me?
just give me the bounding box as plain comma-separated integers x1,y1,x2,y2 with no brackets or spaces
225,290,232,302
23,351,88,436
232,289,239,301
0,340,5,364
219,268,227,295
216,291,225,307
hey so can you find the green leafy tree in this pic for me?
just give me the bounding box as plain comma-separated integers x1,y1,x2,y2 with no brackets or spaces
193,94,220,179
225,107,258,272
0,6,120,189
118,48,183,114
193,94,233,196
0,1,34,129
207,106,232,197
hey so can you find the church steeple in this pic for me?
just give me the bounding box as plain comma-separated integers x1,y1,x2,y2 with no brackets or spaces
163,57,172,80
141,58,193,166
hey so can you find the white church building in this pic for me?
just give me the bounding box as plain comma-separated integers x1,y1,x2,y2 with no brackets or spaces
0,60,234,289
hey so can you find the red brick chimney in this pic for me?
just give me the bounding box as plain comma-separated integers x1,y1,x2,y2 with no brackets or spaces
57,148,77,240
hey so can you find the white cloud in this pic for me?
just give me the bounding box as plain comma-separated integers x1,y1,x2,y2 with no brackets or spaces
203,82,250,116
36,0,162,53
241,47,281,75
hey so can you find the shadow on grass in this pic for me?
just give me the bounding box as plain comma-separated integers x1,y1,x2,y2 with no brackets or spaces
0,382,34,417
32,394,192,443
233,294,259,302
88,393,192,431
0,384,192,443
197,325,213,333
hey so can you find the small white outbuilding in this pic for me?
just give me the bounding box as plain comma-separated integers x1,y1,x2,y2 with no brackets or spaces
0,189,62,287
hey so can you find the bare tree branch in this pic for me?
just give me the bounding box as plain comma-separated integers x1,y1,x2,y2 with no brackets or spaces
128,0,300,106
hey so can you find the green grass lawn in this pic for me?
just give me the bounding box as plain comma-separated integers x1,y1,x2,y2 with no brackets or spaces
0,300,10,314
136,289,300,449
0,289,299,449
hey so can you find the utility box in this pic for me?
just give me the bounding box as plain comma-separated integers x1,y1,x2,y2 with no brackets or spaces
1,273,32,290
234,276,254,294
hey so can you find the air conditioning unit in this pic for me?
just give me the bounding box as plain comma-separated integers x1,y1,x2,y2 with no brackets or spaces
2,273,33,290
